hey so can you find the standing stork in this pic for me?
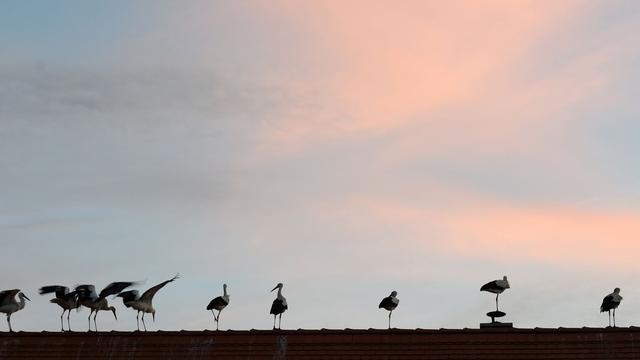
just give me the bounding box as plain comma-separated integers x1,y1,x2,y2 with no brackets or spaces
378,291,399,329
480,276,510,311
116,274,179,331
39,285,80,331
600,288,623,327
207,284,230,331
0,289,30,332
270,283,287,330
75,281,135,332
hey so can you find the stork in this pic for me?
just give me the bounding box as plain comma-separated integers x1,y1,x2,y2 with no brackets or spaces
75,281,135,332
206,284,230,331
39,285,80,331
378,291,399,329
116,274,179,331
600,288,623,327
480,276,510,311
0,289,30,332
270,283,287,330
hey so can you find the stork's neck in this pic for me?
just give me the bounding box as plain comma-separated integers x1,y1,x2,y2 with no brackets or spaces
223,287,228,297
277,287,284,299
18,297,27,310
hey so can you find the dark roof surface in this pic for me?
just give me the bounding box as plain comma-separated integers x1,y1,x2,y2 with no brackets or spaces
2,327,640,359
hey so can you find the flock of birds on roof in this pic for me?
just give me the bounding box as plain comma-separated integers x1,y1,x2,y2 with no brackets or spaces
0,275,625,332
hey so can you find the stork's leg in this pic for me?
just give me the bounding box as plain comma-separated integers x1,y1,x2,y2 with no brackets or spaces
141,312,147,332
93,311,98,332
136,311,140,331
388,311,392,329
495,293,499,311
613,308,617,327
278,313,282,329
216,310,221,331
60,309,65,331
608,310,612,327
67,309,72,332
273,315,276,330
88,309,93,331
7,314,12,332
210,310,217,322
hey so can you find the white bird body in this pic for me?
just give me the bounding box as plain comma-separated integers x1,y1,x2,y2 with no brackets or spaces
0,289,30,332
117,275,179,331
0,292,29,315
126,300,154,313
276,292,288,308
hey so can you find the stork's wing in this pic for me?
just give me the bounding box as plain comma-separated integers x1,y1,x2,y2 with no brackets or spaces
207,296,229,310
480,280,499,292
378,296,392,309
0,289,20,306
99,281,136,298
39,285,69,298
75,285,97,301
600,294,615,312
66,290,79,301
140,274,179,303
117,290,140,306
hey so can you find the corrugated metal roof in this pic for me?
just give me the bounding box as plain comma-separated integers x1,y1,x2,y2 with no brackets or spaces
2,327,640,359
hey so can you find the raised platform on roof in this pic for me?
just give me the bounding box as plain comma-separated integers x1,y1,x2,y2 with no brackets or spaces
2,327,640,359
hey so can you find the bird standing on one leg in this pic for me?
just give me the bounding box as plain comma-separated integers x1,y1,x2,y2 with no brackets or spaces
480,276,510,311
270,283,288,330
207,284,230,331
117,274,179,331
39,285,80,332
0,289,30,332
600,288,623,327
379,291,399,329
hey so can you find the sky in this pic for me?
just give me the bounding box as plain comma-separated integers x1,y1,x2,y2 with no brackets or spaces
1,0,640,332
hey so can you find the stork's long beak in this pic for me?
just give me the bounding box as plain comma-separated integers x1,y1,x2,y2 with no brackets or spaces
271,285,278,292
152,313,155,322
112,308,117,320
24,295,31,301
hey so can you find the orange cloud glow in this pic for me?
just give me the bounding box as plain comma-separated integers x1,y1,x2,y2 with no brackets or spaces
352,197,640,271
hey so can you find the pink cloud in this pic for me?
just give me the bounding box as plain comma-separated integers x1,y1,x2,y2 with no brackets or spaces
342,196,640,271
254,1,597,149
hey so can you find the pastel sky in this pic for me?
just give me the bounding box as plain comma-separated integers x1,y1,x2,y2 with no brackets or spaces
2,0,640,331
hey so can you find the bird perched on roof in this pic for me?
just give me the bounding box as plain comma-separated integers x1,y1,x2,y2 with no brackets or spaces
600,288,623,327
0,289,30,332
76,281,135,332
270,283,288,330
480,276,510,311
117,274,179,331
207,284,230,331
379,291,399,329
39,285,80,332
